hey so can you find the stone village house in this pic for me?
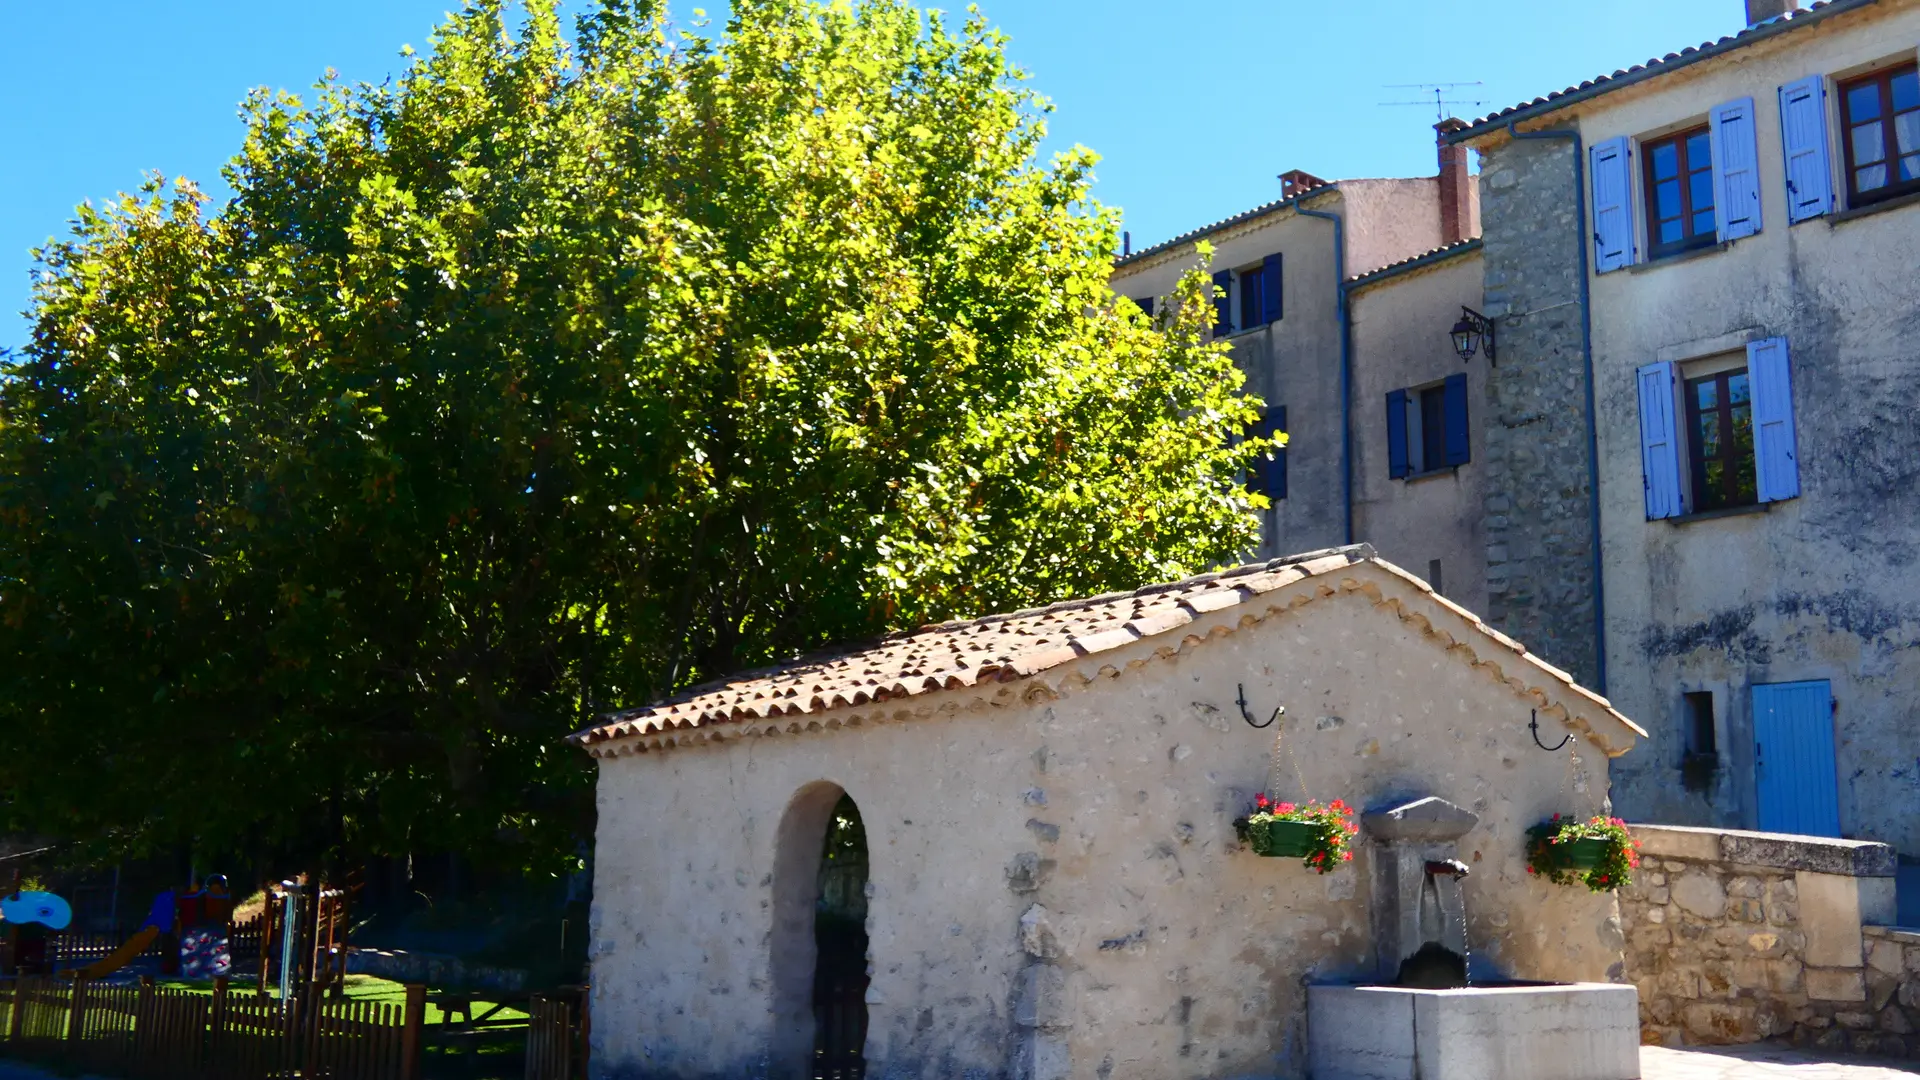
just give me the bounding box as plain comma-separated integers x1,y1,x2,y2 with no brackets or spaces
1449,0,1920,862
575,547,1645,1078
1107,134,1490,616
1109,0,1920,877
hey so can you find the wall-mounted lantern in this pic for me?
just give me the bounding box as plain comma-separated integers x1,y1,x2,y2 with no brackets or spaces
1450,306,1496,365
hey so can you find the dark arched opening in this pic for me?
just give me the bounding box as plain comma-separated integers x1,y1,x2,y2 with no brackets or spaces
769,783,869,1080
811,794,869,1078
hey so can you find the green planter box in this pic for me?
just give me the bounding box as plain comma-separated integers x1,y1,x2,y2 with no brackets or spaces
1560,837,1613,870
1252,819,1320,858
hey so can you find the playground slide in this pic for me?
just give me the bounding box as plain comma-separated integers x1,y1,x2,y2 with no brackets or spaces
70,925,161,979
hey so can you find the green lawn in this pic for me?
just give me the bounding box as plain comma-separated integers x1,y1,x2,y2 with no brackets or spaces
150,974,529,1025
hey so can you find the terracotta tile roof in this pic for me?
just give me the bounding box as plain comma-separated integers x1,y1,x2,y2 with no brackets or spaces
1113,179,1338,272
570,545,1646,759
1451,0,1873,143
1345,238,1482,290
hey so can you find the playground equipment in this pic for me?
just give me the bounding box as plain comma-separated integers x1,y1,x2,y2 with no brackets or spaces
0,889,72,930
2,879,75,976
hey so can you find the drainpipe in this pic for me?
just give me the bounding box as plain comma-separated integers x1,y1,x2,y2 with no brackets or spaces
1295,206,1353,546
1503,122,1607,693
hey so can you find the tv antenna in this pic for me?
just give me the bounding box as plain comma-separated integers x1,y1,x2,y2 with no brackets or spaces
1380,82,1487,122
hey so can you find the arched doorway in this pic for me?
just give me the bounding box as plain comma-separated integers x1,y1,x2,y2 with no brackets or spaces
811,794,869,1078
769,783,869,1080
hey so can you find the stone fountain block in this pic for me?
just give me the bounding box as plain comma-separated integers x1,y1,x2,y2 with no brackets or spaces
1307,983,1641,1080
1362,796,1479,981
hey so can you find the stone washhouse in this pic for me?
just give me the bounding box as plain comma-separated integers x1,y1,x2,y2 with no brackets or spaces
573,545,1649,1079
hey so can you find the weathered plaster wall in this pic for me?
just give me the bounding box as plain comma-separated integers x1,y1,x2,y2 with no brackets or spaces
1111,200,1346,560
1543,3,1920,846
1349,250,1490,615
586,564,1629,1079
1618,824,1904,1056
1471,133,1601,689
1336,178,1445,278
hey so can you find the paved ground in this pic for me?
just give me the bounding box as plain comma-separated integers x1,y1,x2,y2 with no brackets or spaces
1645,1043,1920,1078
6,1045,1918,1079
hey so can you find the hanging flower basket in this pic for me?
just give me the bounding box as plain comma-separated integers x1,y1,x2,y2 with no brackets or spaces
1526,815,1640,892
1234,796,1358,872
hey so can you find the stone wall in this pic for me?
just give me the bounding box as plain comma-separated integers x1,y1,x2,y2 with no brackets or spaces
1619,824,1906,1055
1473,131,1600,689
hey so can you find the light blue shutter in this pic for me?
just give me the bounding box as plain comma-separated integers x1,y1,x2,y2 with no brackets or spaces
1637,362,1684,519
1748,336,1800,502
1779,76,1834,222
1710,97,1763,241
1753,680,1840,837
1591,136,1635,273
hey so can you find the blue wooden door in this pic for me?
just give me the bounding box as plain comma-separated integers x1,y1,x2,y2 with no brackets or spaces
1753,680,1840,837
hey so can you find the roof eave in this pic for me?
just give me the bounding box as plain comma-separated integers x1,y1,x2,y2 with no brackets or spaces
1449,0,1884,146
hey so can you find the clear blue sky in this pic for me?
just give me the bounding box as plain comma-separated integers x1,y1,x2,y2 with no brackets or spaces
0,0,1740,350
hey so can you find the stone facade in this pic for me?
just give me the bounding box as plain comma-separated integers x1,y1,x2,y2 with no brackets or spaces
1458,0,1920,853
582,552,1640,1079
1472,132,1600,690
1618,825,1908,1056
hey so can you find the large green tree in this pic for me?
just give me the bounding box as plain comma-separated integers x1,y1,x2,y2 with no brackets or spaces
0,0,1271,873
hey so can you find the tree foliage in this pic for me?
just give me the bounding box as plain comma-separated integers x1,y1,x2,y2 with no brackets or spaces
0,0,1271,872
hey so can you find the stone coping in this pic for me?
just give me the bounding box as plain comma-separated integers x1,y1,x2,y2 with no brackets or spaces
1631,824,1896,878
1863,925,1920,944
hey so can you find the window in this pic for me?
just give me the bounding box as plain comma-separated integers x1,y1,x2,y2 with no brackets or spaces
1684,691,1718,757
1681,690,1719,794
1238,265,1266,331
1636,338,1798,521
1386,374,1468,479
1134,296,1154,320
1248,406,1287,501
1643,126,1717,257
1840,64,1920,207
1684,368,1758,511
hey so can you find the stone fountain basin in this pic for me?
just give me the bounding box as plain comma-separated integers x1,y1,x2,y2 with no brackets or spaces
1307,982,1640,1080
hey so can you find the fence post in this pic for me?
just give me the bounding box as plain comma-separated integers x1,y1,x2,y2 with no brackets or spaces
576,985,591,1080
5,978,23,1043
401,982,426,1080
65,975,86,1045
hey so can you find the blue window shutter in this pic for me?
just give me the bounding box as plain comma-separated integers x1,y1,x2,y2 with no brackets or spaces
1261,253,1284,325
1637,361,1684,519
1386,390,1410,479
1442,373,1470,466
1138,296,1154,319
1271,405,1288,500
1591,137,1635,272
1748,336,1800,502
1211,270,1232,337
1779,76,1834,223
1710,97,1763,241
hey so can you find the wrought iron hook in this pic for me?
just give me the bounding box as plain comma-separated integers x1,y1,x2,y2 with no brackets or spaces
1237,683,1281,729
1528,709,1572,752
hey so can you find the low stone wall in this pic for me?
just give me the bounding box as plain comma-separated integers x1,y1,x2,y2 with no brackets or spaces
1620,824,1907,1055
345,947,527,992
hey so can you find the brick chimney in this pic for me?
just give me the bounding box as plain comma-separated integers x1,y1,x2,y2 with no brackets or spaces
1746,0,1800,25
1436,118,1473,246
1279,169,1329,200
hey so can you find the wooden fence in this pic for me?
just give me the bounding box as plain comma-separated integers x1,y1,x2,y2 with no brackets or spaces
0,975,424,1080
522,987,587,1080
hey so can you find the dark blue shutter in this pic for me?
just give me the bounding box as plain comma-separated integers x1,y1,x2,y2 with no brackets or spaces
1386,390,1410,479
1442,373,1470,466
1269,406,1288,499
1211,270,1232,337
1137,296,1154,319
1261,253,1284,325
